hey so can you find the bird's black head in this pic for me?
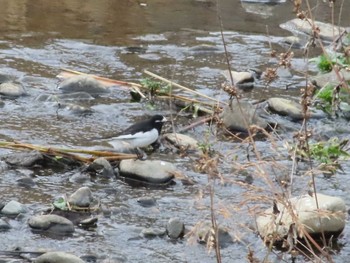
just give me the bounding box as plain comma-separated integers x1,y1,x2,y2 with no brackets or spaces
150,114,167,133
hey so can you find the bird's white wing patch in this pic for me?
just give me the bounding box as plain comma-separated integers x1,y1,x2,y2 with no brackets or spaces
108,129,159,148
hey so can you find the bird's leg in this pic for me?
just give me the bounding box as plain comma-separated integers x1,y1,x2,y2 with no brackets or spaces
135,147,147,160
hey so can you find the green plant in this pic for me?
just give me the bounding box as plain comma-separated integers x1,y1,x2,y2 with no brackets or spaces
140,78,171,96
295,137,349,172
310,53,349,73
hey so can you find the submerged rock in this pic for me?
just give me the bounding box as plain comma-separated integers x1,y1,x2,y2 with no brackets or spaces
58,75,110,95
256,193,346,244
166,217,185,239
137,196,157,207
68,187,94,208
34,251,84,263
220,100,269,132
1,200,27,215
0,82,26,97
141,227,166,238
28,214,75,234
35,92,95,102
119,159,175,185
0,218,11,231
3,150,44,167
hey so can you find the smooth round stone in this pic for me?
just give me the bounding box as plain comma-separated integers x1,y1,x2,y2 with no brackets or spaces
0,82,26,97
166,218,185,239
140,227,166,238
28,214,74,234
35,251,84,263
119,159,175,185
68,187,94,208
1,200,27,215
137,196,157,207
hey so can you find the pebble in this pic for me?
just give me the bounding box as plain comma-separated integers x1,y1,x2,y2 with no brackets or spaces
166,217,185,239
68,187,94,208
1,200,27,215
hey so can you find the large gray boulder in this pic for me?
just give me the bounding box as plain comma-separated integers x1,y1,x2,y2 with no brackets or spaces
256,193,346,244
119,159,175,185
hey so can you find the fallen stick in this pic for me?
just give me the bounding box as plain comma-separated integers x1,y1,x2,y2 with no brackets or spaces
0,141,137,163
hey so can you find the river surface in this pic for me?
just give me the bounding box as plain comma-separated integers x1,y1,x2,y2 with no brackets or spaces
0,0,350,262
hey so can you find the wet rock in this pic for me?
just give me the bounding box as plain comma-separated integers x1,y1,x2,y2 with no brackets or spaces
256,193,346,243
267,97,325,121
34,251,84,263
267,97,303,120
16,177,36,188
280,19,349,42
119,159,175,185
28,214,75,234
58,102,93,115
0,218,11,231
3,150,44,167
0,82,27,97
78,217,98,228
141,227,166,238
0,74,13,83
1,200,27,215
163,133,198,151
68,187,94,208
196,221,234,248
220,100,269,132
35,92,95,102
166,217,185,239
223,70,254,90
58,75,110,95
312,68,350,88
0,160,9,172
137,196,157,207
86,157,115,178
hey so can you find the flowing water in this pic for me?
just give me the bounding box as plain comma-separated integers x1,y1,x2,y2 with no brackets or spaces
0,0,350,262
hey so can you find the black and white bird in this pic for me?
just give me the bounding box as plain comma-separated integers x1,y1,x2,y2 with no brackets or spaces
108,114,167,150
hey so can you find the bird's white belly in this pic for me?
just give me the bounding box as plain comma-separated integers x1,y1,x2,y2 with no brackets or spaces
108,129,159,149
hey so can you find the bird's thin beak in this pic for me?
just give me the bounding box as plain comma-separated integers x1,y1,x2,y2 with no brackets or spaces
162,117,167,122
